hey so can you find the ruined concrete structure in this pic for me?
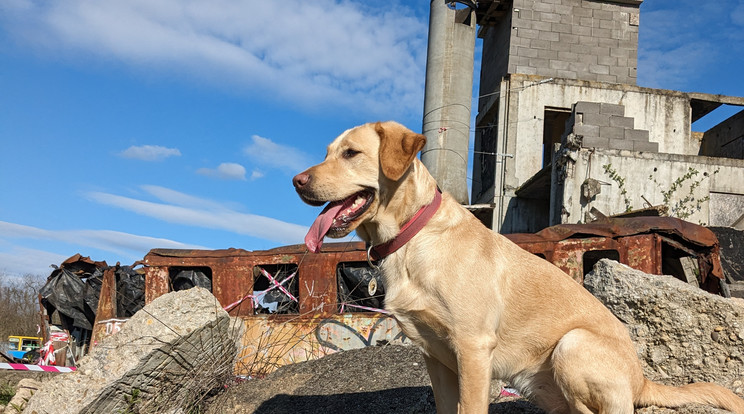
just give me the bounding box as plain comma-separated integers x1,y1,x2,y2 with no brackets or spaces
431,0,744,232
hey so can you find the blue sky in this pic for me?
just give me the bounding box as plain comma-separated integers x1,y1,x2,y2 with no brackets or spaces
1,0,743,277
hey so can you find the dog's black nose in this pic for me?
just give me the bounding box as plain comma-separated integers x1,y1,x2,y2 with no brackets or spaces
293,172,311,189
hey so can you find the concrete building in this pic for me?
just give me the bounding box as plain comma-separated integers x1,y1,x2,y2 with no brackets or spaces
431,0,744,232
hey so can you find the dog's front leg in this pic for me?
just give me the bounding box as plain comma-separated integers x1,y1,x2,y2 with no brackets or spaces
423,354,459,413
457,345,492,413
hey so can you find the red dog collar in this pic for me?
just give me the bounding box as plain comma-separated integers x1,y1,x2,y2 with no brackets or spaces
368,187,442,261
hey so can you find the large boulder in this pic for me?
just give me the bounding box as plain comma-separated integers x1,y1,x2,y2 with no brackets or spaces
584,259,744,396
24,287,240,414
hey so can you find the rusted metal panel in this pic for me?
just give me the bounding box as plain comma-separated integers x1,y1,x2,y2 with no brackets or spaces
236,313,407,377
143,243,371,318
505,216,723,288
505,217,719,249
91,267,118,346
91,242,404,375
553,237,614,282
144,266,169,305
620,234,660,275
58,254,108,273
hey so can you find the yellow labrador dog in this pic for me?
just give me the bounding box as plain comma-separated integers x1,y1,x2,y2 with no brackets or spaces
293,121,744,414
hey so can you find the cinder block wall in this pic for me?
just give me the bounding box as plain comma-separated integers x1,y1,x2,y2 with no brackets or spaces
480,0,640,85
565,101,657,152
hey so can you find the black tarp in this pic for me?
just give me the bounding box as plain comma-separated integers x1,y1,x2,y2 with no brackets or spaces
337,264,385,310
116,266,145,317
39,259,146,330
172,269,212,291
39,268,93,330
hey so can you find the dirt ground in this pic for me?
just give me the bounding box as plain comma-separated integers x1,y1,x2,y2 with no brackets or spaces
2,346,732,413
205,344,735,414
206,345,542,414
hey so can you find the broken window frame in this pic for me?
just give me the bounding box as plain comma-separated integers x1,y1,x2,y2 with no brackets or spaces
336,261,386,313
252,264,300,315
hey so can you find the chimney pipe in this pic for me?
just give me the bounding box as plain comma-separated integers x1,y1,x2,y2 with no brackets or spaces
421,0,476,204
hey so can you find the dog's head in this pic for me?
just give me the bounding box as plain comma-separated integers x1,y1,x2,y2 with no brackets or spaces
293,121,426,252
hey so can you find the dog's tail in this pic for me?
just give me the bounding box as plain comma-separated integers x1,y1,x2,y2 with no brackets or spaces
636,378,744,414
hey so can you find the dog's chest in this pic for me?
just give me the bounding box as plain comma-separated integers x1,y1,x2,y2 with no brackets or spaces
381,264,454,353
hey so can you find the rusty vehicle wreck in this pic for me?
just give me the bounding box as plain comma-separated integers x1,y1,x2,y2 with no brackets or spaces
36,216,727,375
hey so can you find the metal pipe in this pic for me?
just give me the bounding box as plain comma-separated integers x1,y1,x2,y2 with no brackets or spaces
421,0,476,204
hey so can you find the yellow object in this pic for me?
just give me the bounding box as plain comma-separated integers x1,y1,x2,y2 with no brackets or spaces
8,336,42,352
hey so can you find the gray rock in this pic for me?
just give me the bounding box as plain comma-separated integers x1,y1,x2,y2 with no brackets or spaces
5,378,41,413
584,259,744,397
24,287,241,414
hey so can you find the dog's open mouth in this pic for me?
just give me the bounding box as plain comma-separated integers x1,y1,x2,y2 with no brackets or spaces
305,190,374,253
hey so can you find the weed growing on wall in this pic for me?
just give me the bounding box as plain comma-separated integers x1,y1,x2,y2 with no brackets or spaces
602,164,632,213
602,164,718,222
650,167,719,220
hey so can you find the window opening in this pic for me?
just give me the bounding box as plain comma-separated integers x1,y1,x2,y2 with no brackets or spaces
337,262,386,313
543,108,572,168
253,264,299,314
661,242,700,286
21,338,40,351
169,267,213,292
582,250,620,276
8,337,20,350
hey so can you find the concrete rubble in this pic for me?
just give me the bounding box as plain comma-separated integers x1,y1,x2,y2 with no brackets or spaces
585,259,744,396
24,287,240,414
1,379,40,413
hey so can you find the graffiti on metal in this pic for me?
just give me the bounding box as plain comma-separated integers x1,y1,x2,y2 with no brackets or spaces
315,316,408,351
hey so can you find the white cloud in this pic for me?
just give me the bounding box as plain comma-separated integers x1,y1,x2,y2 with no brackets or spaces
196,162,247,180
637,41,716,90
244,135,311,173
637,2,742,91
250,170,264,181
0,220,208,275
140,185,227,210
85,187,308,244
0,246,66,277
120,145,181,161
0,0,427,116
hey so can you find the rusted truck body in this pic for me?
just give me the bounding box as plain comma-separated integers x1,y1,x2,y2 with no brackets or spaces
91,242,405,375
505,217,724,293
84,216,723,375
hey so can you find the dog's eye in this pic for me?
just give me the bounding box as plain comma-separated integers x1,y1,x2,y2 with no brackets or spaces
343,148,361,159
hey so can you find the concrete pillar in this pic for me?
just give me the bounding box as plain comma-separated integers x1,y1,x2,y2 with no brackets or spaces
421,0,476,205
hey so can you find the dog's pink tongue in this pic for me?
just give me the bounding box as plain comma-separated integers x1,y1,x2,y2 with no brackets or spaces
305,202,344,253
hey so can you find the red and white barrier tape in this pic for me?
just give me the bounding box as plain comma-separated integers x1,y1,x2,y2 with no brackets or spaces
258,268,298,303
0,363,76,373
223,268,299,312
223,292,254,312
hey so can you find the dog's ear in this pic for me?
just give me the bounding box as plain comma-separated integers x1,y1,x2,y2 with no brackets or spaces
376,121,427,181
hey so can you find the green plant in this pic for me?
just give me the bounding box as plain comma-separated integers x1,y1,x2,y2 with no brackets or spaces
602,164,632,212
602,164,718,222
0,382,14,406
651,167,719,220
117,388,142,414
